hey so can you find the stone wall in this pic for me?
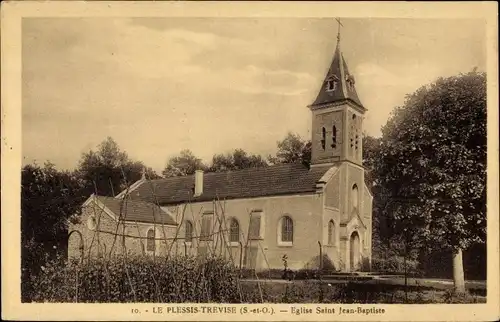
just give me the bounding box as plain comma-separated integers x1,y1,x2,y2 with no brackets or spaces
311,108,344,164
68,200,178,261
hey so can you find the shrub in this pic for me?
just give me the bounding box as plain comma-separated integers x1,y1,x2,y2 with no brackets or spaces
371,255,421,276
440,289,482,304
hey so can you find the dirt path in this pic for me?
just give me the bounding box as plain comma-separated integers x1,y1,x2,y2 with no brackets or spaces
241,277,486,291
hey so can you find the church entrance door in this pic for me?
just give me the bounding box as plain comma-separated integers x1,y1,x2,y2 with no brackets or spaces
349,231,360,272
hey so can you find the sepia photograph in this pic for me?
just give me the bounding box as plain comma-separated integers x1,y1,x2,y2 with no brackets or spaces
2,1,499,321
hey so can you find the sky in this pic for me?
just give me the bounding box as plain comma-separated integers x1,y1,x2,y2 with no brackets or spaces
22,17,486,173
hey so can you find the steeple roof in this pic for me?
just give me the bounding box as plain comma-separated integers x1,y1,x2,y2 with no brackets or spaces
311,32,364,109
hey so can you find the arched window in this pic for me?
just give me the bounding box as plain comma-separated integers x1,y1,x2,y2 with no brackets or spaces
146,228,156,252
326,75,338,92
68,230,84,262
326,79,337,92
229,218,240,242
281,216,293,243
328,220,335,245
87,215,97,230
185,220,193,243
351,184,359,213
331,125,337,148
321,127,326,150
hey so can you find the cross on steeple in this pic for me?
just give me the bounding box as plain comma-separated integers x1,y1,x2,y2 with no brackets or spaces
335,17,343,42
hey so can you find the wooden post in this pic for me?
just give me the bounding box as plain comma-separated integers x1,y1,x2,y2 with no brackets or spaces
243,211,254,268
318,241,323,271
75,269,79,303
239,241,243,270
318,241,324,302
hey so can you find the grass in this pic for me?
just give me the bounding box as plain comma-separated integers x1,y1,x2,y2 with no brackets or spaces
23,254,485,304
239,280,486,304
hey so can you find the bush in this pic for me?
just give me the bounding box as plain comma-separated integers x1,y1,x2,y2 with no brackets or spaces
440,289,482,304
371,255,421,276
24,255,241,303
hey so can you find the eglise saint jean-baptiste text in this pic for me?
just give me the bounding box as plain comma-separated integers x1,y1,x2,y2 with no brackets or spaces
129,305,386,316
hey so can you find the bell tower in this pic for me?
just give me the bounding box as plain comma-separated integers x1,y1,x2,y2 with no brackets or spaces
308,19,366,167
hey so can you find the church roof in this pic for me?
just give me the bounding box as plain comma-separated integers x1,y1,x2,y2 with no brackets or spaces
91,195,177,225
311,35,364,109
124,163,332,205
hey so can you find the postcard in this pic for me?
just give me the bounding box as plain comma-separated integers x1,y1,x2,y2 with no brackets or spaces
1,1,498,321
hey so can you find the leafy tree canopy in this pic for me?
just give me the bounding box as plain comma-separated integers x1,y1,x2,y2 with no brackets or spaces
78,137,160,196
374,71,486,253
162,149,207,177
362,135,382,188
21,162,87,244
268,132,312,166
208,149,268,172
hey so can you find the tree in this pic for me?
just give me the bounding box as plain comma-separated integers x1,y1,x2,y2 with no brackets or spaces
208,149,268,172
22,162,87,245
162,149,207,177
78,137,160,197
21,162,88,299
268,132,312,166
361,135,391,252
374,71,486,292
362,135,382,188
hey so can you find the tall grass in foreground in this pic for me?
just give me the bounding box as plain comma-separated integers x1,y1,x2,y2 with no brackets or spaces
24,255,242,303
23,255,484,304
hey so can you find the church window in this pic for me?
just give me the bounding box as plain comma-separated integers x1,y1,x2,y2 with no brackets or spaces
331,125,337,148
351,184,359,213
321,127,326,150
87,215,97,231
350,114,357,149
279,216,293,244
185,220,193,243
249,211,263,240
326,79,337,92
328,220,335,245
326,75,338,92
146,228,156,252
229,218,240,242
200,214,213,241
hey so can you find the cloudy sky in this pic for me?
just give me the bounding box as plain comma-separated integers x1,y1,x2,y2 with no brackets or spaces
22,17,486,173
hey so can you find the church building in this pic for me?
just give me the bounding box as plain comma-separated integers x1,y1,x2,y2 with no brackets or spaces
68,27,373,272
